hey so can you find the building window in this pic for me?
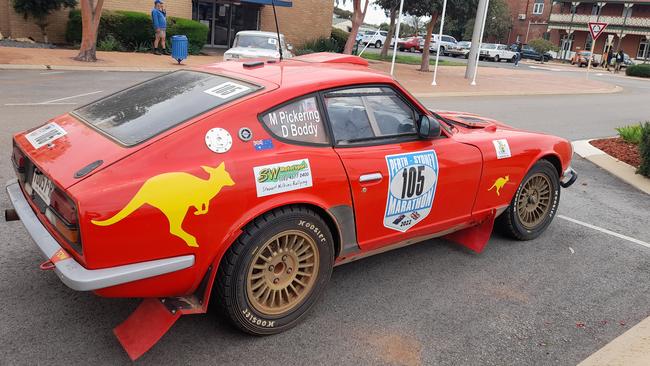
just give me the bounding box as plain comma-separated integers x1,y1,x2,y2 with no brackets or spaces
622,6,633,18
638,38,650,60
533,0,544,15
591,4,601,16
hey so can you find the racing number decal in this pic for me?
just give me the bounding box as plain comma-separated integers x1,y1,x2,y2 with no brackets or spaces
384,150,439,232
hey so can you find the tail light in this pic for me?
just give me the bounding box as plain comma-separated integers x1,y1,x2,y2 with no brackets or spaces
45,188,82,253
12,142,26,179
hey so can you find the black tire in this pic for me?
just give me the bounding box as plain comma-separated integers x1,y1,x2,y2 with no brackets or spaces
375,40,382,48
215,206,334,335
497,160,561,241
409,47,415,53
439,46,445,55
465,53,469,59
494,55,500,62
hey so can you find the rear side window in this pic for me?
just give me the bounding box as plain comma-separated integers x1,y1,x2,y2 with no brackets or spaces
261,96,329,145
73,71,261,146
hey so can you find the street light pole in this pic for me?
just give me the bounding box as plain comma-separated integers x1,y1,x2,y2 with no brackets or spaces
465,0,490,79
390,0,405,76
432,0,448,86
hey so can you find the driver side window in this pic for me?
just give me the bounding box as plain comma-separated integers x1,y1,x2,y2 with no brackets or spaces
324,87,416,145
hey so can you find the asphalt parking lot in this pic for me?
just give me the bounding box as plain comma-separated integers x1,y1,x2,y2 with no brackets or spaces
0,70,649,365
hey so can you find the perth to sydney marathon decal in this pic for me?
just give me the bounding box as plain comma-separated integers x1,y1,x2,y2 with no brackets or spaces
384,150,439,232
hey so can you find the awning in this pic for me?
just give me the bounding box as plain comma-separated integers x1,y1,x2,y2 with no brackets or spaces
241,0,292,7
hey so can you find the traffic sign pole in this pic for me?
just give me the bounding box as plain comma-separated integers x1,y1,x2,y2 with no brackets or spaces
586,22,608,79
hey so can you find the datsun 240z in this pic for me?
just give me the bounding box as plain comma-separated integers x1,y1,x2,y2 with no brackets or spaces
6,53,577,359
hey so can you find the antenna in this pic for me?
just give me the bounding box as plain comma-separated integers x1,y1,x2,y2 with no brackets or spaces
271,0,283,61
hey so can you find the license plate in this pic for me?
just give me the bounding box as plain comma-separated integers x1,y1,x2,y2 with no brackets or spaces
31,169,54,205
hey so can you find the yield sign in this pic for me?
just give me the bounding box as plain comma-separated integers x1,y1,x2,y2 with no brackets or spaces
588,22,608,40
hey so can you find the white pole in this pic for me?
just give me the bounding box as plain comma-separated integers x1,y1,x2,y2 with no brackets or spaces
358,28,380,57
390,0,406,76
471,0,490,86
432,0,448,86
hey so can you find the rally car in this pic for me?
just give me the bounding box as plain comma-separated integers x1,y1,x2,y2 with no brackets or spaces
6,53,576,359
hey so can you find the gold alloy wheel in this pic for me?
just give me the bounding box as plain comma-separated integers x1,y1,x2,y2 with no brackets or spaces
517,173,552,230
246,230,319,316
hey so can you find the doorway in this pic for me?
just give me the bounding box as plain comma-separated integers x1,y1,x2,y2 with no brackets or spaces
192,0,261,47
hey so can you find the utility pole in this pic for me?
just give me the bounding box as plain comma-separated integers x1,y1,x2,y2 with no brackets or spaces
465,0,490,79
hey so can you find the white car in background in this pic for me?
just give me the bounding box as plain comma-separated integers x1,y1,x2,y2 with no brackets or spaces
479,43,517,62
223,31,293,61
360,30,388,48
447,41,471,58
420,34,458,55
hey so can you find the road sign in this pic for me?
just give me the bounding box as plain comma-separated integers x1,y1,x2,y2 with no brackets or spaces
588,22,608,40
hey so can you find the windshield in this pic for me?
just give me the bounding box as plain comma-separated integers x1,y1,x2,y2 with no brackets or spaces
234,34,278,50
458,41,470,47
73,71,262,146
482,44,497,49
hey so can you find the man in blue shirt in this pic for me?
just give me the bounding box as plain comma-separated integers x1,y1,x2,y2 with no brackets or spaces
151,0,168,55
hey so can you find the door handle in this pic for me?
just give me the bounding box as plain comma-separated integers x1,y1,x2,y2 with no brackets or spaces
359,173,383,183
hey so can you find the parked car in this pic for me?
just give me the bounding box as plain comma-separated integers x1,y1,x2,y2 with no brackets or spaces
6,52,577,360
420,34,458,55
480,43,518,62
510,44,553,62
223,31,293,61
448,41,471,58
571,51,599,67
607,52,635,69
398,37,422,52
361,30,388,48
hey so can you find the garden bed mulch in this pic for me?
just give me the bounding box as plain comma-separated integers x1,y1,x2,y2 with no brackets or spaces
590,137,641,168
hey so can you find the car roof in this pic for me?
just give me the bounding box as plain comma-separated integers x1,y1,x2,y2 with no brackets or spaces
198,53,393,94
235,30,284,38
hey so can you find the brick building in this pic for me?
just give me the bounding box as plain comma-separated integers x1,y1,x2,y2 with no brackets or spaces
0,0,334,48
548,0,650,61
505,0,553,45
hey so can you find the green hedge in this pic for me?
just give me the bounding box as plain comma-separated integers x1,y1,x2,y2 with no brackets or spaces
626,64,650,78
638,122,650,177
66,9,208,54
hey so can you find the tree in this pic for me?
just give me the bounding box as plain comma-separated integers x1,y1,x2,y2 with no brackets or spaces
527,38,558,64
376,0,402,58
463,0,511,43
74,0,104,62
333,6,353,20
336,0,371,54
408,0,442,72
12,0,77,44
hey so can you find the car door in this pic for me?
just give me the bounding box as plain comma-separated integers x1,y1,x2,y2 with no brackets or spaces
322,85,483,252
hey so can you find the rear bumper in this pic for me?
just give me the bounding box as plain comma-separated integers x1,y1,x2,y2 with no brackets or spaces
6,179,194,291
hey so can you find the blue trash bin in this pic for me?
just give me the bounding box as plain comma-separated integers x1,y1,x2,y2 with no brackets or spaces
171,35,188,64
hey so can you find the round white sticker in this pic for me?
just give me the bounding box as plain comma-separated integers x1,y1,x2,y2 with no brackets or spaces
205,128,233,153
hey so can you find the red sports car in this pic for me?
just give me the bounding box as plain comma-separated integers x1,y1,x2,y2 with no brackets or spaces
6,53,576,359
398,36,422,52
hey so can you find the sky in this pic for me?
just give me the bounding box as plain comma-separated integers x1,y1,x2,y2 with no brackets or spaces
336,1,391,26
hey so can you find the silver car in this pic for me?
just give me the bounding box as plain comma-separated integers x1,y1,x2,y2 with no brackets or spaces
224,31,293,61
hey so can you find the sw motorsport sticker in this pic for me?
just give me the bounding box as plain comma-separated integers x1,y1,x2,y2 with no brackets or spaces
254,159,312,197
384,150,439,232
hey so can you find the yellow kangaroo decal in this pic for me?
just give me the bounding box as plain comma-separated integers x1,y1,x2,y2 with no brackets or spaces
488,175,510,196
92,163,235,248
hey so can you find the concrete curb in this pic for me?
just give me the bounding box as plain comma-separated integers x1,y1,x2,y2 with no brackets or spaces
578,316,650,366
572,139,650,195
412,86,622,98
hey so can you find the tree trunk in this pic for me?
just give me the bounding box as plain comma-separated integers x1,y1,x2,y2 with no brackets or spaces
380,7,397,58
75,0,105,62
419,14,437,72
343,0,369,55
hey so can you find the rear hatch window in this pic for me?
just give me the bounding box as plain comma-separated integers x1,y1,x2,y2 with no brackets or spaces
72,70,262,146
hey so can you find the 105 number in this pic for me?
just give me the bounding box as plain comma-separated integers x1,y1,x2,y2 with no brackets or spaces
401,166,425,199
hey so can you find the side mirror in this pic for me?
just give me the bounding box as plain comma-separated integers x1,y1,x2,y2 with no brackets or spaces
417,115,441,139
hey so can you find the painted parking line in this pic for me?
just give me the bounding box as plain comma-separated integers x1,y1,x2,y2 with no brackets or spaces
39,71,66,75
558,215,650,249
5,90,103,106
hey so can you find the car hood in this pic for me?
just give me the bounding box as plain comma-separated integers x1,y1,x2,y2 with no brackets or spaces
225,47,279,59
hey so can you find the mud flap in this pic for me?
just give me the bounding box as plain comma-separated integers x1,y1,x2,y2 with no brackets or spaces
443,211,496,253
113,298,181,361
